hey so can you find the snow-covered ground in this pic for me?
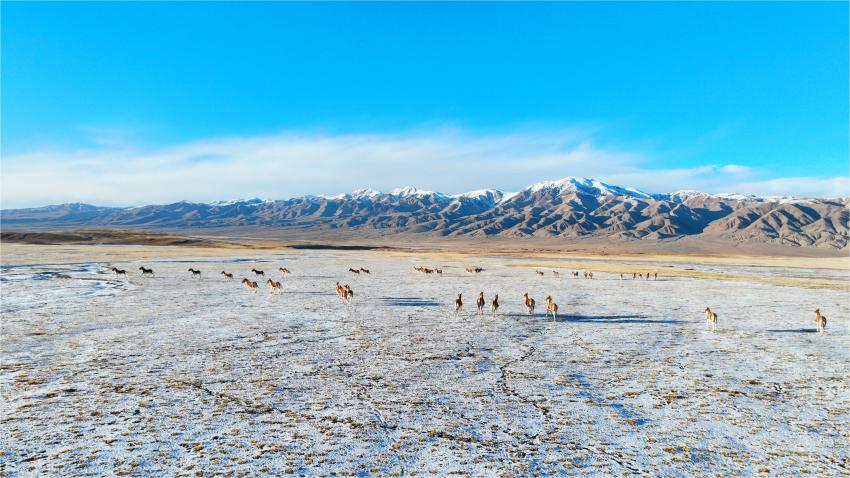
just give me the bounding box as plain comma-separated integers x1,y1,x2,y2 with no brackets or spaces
1,249,848,476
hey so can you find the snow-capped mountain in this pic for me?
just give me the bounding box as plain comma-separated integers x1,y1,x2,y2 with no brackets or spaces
524,177,651,199
2,177,847,249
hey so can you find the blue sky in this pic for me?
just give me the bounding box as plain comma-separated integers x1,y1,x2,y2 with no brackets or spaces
2,2,848,207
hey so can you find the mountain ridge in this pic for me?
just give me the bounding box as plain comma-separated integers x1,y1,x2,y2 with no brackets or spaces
3,177,848,249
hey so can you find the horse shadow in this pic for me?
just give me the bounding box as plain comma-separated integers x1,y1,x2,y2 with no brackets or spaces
505,313,684,325
565,314,685,325
766,328,819,333
379,297,442,307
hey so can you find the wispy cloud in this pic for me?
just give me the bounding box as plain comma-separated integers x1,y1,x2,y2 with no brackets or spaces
1,129,847,208
718,164,754,176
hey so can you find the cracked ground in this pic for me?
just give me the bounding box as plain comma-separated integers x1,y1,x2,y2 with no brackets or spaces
2,248,848,476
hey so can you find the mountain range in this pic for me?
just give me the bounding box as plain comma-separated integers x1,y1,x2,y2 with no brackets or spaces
2,177,848,249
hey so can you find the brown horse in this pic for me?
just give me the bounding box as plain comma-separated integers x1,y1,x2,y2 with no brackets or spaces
814,308,827,335
454,293,463,314
476,292,485,315
523,293,536,316
545,296,558,321
266,279,282,293
242,278,259,290
221,271,234,279
490,294,499,315
705,307,718,331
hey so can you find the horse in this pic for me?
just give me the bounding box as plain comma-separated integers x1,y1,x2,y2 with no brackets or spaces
266,279,282,293
814,308,827,335
545,296,558,321
705,307,718,331
523,293,536,316
490,294,500,315
476,292,486,315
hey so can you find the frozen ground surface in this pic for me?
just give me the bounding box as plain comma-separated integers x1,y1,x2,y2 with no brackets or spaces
1,250,848,476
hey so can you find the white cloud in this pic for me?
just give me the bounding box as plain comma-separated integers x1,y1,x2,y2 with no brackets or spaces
722,176,850,198
1,129,846,208
718,164,754,176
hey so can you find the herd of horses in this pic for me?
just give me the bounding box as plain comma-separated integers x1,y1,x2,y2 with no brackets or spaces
109,264,829,334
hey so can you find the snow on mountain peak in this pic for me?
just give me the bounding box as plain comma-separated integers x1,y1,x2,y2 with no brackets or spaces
388,186,443,198
451,189,504,201
351,188,381,198
205,179,815,208
714,193,759,201
209,197,271,206
525,177,650,199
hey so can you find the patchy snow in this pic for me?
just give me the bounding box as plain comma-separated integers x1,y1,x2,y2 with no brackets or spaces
665,191,815,205
450,189,510,207
350,188,382,199
1,250,847,476
499,191,520,203
320,189,384,201
714,193,761,201
208,198,273,207
667,190,714,202
762,196,815,205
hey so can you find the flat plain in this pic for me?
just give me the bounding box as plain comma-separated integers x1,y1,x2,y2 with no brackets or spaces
1,243,848,476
